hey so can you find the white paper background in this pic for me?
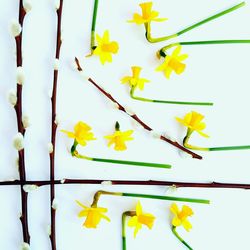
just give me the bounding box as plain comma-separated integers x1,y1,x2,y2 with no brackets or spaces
0,0,250,249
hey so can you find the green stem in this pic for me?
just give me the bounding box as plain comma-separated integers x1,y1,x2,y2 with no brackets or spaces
123,192,209,204
145,2,245,43
92,190,210,206
159,40,250,57
121,211,137,250
183,132,250,151
172,226,193,250
73,150,172,169
122,212,127,250
130,86,213,106
90,0,99,52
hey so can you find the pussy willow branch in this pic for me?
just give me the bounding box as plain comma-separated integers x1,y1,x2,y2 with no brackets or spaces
74,58,202,160
14,0,30,244
1,179,250,189
49,1,63,249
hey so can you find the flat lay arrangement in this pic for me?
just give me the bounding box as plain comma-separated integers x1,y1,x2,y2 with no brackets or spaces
0,0,250,249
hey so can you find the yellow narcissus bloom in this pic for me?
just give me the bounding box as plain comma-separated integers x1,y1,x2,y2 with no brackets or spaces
61,121,96,146
93,30,119,65
170,203,193,231
128,201,155,237
156,46,188,79
176,111,209,138
128,2,167,24
121,66,150,91
76,200,110,228
104,130,134,151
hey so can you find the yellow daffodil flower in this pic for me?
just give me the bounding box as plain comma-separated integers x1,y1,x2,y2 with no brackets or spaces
128,201,155,237
93,30,119,65
176,111,209,138
170,203,193,232
104,130,134,151
76,200,110,228
61,121,96,146
156,46,188,79
128,2,167,25
121,66,150,91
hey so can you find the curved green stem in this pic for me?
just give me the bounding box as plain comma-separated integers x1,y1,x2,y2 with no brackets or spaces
172,226,193,250
159,40,250,57
145,2,245,43
71,142,172,169
130,86,213,106
183,132,250,151
91,190,210,207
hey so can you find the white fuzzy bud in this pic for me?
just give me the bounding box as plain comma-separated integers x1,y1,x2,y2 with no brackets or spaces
13,133,24,151
52,198,59,210
22,115,31,128
54,0,60,9
150,130,161,139
23,184,38,193
165,185,177,194
71,60,78,71
48,142,54,153
60,178,65,184
8,89,17,106
48,89,53,98
10,20,22,37
79,71,89,81
23,0,32,12
54,58,59,70
131,120,143,130
55,115,60,125
16,66,25,85
47,225,51,236
124,106,135,116
21,242,30,250
101,180,113,186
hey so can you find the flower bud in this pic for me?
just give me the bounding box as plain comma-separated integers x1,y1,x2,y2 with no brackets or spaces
13,133,24,151
8,89,17,106
10,20,22,37
16,66,25,85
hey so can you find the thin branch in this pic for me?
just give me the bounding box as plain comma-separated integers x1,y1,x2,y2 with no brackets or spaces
49,1,63,249
14,0,30,244
74,58,202,160
0,179,250,190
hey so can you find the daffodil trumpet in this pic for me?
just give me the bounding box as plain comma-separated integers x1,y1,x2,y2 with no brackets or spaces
90,190,210,209
130,85,213,106
71,139,172,169
144,2,245,43
172,226,193,250
183,129,250,152
159,40,250,58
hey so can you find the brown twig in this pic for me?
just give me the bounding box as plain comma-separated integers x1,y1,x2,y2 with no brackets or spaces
74,58,202,160
13,0,30,244
49,1,63,249
0,179,250,189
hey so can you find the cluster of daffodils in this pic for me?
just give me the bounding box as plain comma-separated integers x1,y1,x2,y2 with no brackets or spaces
61,121,172,169
61,121,133,152
76,199,194,249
